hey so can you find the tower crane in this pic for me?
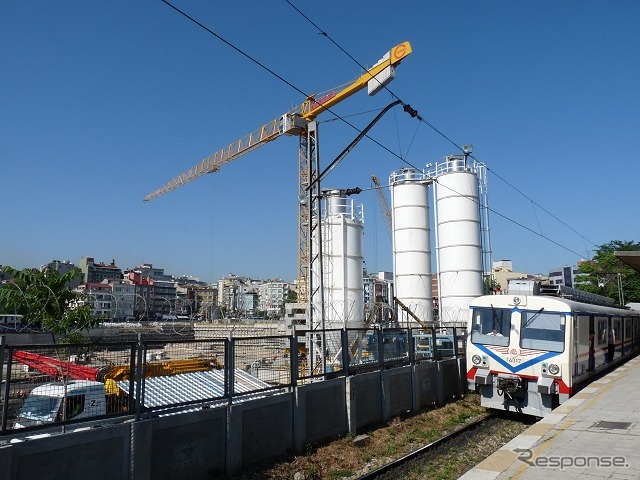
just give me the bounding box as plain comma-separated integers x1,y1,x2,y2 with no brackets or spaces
144,42,412,309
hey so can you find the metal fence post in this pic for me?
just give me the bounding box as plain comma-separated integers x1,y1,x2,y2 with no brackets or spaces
377,327,384,369
431,328,438,361
408,328,415,364
341,328,350,376
453,327,459,359
134,334,144,421
226,336,235,405
290,332,298,388
0,336,5,399
128,342,136,414
1,345,12,433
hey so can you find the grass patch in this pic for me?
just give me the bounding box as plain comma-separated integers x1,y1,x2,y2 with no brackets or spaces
328,469,353,479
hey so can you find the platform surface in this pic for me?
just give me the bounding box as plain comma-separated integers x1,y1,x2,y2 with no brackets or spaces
460,356,640,479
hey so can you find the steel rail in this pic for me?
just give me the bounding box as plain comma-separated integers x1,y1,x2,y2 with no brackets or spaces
356,412,498,480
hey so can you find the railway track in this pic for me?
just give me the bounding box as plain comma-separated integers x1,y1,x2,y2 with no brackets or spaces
356,411,525,480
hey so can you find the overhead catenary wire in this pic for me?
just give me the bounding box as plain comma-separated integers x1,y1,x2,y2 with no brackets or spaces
159,0,414,165
160,0,597,263
482,163,598,248
284,0,600,257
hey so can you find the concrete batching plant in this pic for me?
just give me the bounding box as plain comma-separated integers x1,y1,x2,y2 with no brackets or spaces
312,190,365,331
389,168,434,326
389,155,488,328
430,155,486,326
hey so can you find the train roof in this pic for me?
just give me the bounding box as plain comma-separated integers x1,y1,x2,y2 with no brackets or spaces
471,293,638,316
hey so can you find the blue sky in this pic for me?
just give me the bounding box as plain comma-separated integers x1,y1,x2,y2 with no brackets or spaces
2,1,638,284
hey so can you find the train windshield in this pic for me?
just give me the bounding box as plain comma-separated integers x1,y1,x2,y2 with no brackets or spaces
520,309,566,352
470,306,511,347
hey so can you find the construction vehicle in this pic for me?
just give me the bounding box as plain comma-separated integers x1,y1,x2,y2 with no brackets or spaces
13,380,125,429
12,350,219,383
143,42,413,311
11,350,222,429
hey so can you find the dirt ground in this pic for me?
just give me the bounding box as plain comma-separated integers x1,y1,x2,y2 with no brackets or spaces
232,394,489,480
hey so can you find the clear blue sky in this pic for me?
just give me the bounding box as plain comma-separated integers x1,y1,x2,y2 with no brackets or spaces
2,1,638,284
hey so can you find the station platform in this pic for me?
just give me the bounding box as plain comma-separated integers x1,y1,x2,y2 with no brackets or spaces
460,356,640,479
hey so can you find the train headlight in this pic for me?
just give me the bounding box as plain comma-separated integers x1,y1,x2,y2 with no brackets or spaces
472,354,482,365
548,363,560,375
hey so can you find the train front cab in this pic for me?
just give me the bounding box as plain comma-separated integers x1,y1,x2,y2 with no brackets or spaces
467,295,570,417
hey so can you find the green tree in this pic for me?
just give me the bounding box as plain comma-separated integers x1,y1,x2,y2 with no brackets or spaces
483,276,501,295
577,240,640,304
0,266,98,335
285,290,298,303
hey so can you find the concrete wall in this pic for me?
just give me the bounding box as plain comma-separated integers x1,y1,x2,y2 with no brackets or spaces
0,358,467,479
440,358,462,401
236,394,293,467
132,407,227,480
0,424,131,480
383,365,413,420
4,333,56,345
295,377,347,452
347,371,383,431
414,361,439,408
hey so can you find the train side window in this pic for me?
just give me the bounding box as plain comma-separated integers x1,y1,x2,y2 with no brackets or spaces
470,307,510,347
612,317,621,342
520,310,566,352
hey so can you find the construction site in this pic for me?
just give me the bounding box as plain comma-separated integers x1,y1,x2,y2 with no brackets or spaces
0,319,467,477
140,39,491,353
0,41,490,479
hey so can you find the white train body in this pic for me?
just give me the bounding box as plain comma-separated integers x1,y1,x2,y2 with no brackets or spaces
467,291,640,416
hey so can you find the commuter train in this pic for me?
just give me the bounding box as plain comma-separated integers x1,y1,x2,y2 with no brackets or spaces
467,282,640,417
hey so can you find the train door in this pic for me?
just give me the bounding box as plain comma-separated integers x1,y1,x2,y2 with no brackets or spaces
573,316,579,377
588,316,595,371
624,316,632,355
612,317,621,361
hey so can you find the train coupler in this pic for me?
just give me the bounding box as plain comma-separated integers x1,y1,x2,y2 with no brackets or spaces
496,373,527,408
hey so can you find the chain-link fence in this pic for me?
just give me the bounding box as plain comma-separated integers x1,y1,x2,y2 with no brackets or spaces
231,335,292,392
0,326,466,435
294,326,467,379
1,341,135,434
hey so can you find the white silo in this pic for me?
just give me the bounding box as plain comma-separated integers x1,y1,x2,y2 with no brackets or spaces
431,155,484,326
313,190,365,330
389,168,434,326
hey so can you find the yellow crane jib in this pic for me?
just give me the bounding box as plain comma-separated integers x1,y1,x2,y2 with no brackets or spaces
143,41,412,203
143,117,288,202
298,41,412,120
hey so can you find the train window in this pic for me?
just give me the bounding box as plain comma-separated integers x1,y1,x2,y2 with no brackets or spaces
612,317,622,344
470,307,510,347
520,310,566,352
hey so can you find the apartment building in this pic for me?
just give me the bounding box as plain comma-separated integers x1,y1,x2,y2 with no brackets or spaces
79,257,123,284
257,280,290,318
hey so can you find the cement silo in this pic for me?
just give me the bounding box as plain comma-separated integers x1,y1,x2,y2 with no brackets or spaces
431,156,484,326
389,168,434,326
313,190,365,330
